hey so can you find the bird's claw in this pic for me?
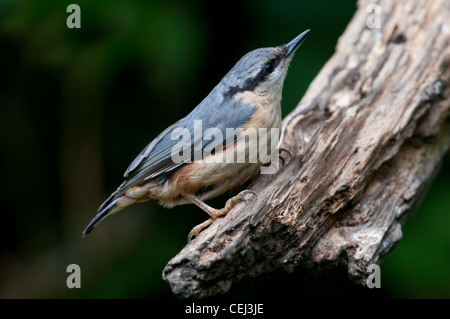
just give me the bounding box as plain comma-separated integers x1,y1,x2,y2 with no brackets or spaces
187,190,257,242
188,218,213,242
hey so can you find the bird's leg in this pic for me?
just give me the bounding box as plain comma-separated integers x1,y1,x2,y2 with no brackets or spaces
185,190,256,241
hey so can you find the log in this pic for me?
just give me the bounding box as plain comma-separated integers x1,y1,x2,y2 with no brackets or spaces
162,0,450,298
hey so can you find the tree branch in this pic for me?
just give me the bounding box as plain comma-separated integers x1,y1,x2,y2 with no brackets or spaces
162,0,450,298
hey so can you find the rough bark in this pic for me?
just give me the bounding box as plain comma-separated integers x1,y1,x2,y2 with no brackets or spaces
162,0,450,298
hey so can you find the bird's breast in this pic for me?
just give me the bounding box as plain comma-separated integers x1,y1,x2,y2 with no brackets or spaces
234,90,282,130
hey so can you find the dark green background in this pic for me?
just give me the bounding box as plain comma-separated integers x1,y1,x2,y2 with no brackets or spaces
0,0,449,298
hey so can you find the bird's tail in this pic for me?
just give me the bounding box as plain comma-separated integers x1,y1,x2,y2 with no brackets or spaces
82,197,122,236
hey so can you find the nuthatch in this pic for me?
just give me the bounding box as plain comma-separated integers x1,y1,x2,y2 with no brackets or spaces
83,29,310,240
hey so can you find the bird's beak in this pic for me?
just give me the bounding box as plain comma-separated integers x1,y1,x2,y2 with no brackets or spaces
285,29,310,58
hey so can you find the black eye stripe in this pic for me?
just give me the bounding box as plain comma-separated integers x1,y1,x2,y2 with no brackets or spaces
224,56,283,98
263,56,282,73
263,62,274,73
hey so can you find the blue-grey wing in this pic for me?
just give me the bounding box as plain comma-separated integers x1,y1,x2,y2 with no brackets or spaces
98,96,256,211
123,121,181,178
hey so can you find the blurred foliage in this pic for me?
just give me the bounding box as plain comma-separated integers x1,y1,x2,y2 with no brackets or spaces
0,0,448,299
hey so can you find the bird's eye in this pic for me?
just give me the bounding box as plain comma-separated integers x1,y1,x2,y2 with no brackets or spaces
263,62,274,73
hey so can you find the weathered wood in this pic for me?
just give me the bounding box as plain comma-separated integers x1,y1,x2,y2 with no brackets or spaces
162,0,450,298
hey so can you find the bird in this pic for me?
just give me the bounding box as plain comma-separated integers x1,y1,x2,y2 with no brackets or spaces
83,29,310,241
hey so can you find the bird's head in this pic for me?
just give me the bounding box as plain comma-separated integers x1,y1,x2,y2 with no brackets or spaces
221,29,310,101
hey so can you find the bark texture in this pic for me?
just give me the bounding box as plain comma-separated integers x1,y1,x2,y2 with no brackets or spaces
162,0,450,298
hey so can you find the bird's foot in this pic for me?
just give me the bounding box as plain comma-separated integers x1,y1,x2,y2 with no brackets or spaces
187,190,256,242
